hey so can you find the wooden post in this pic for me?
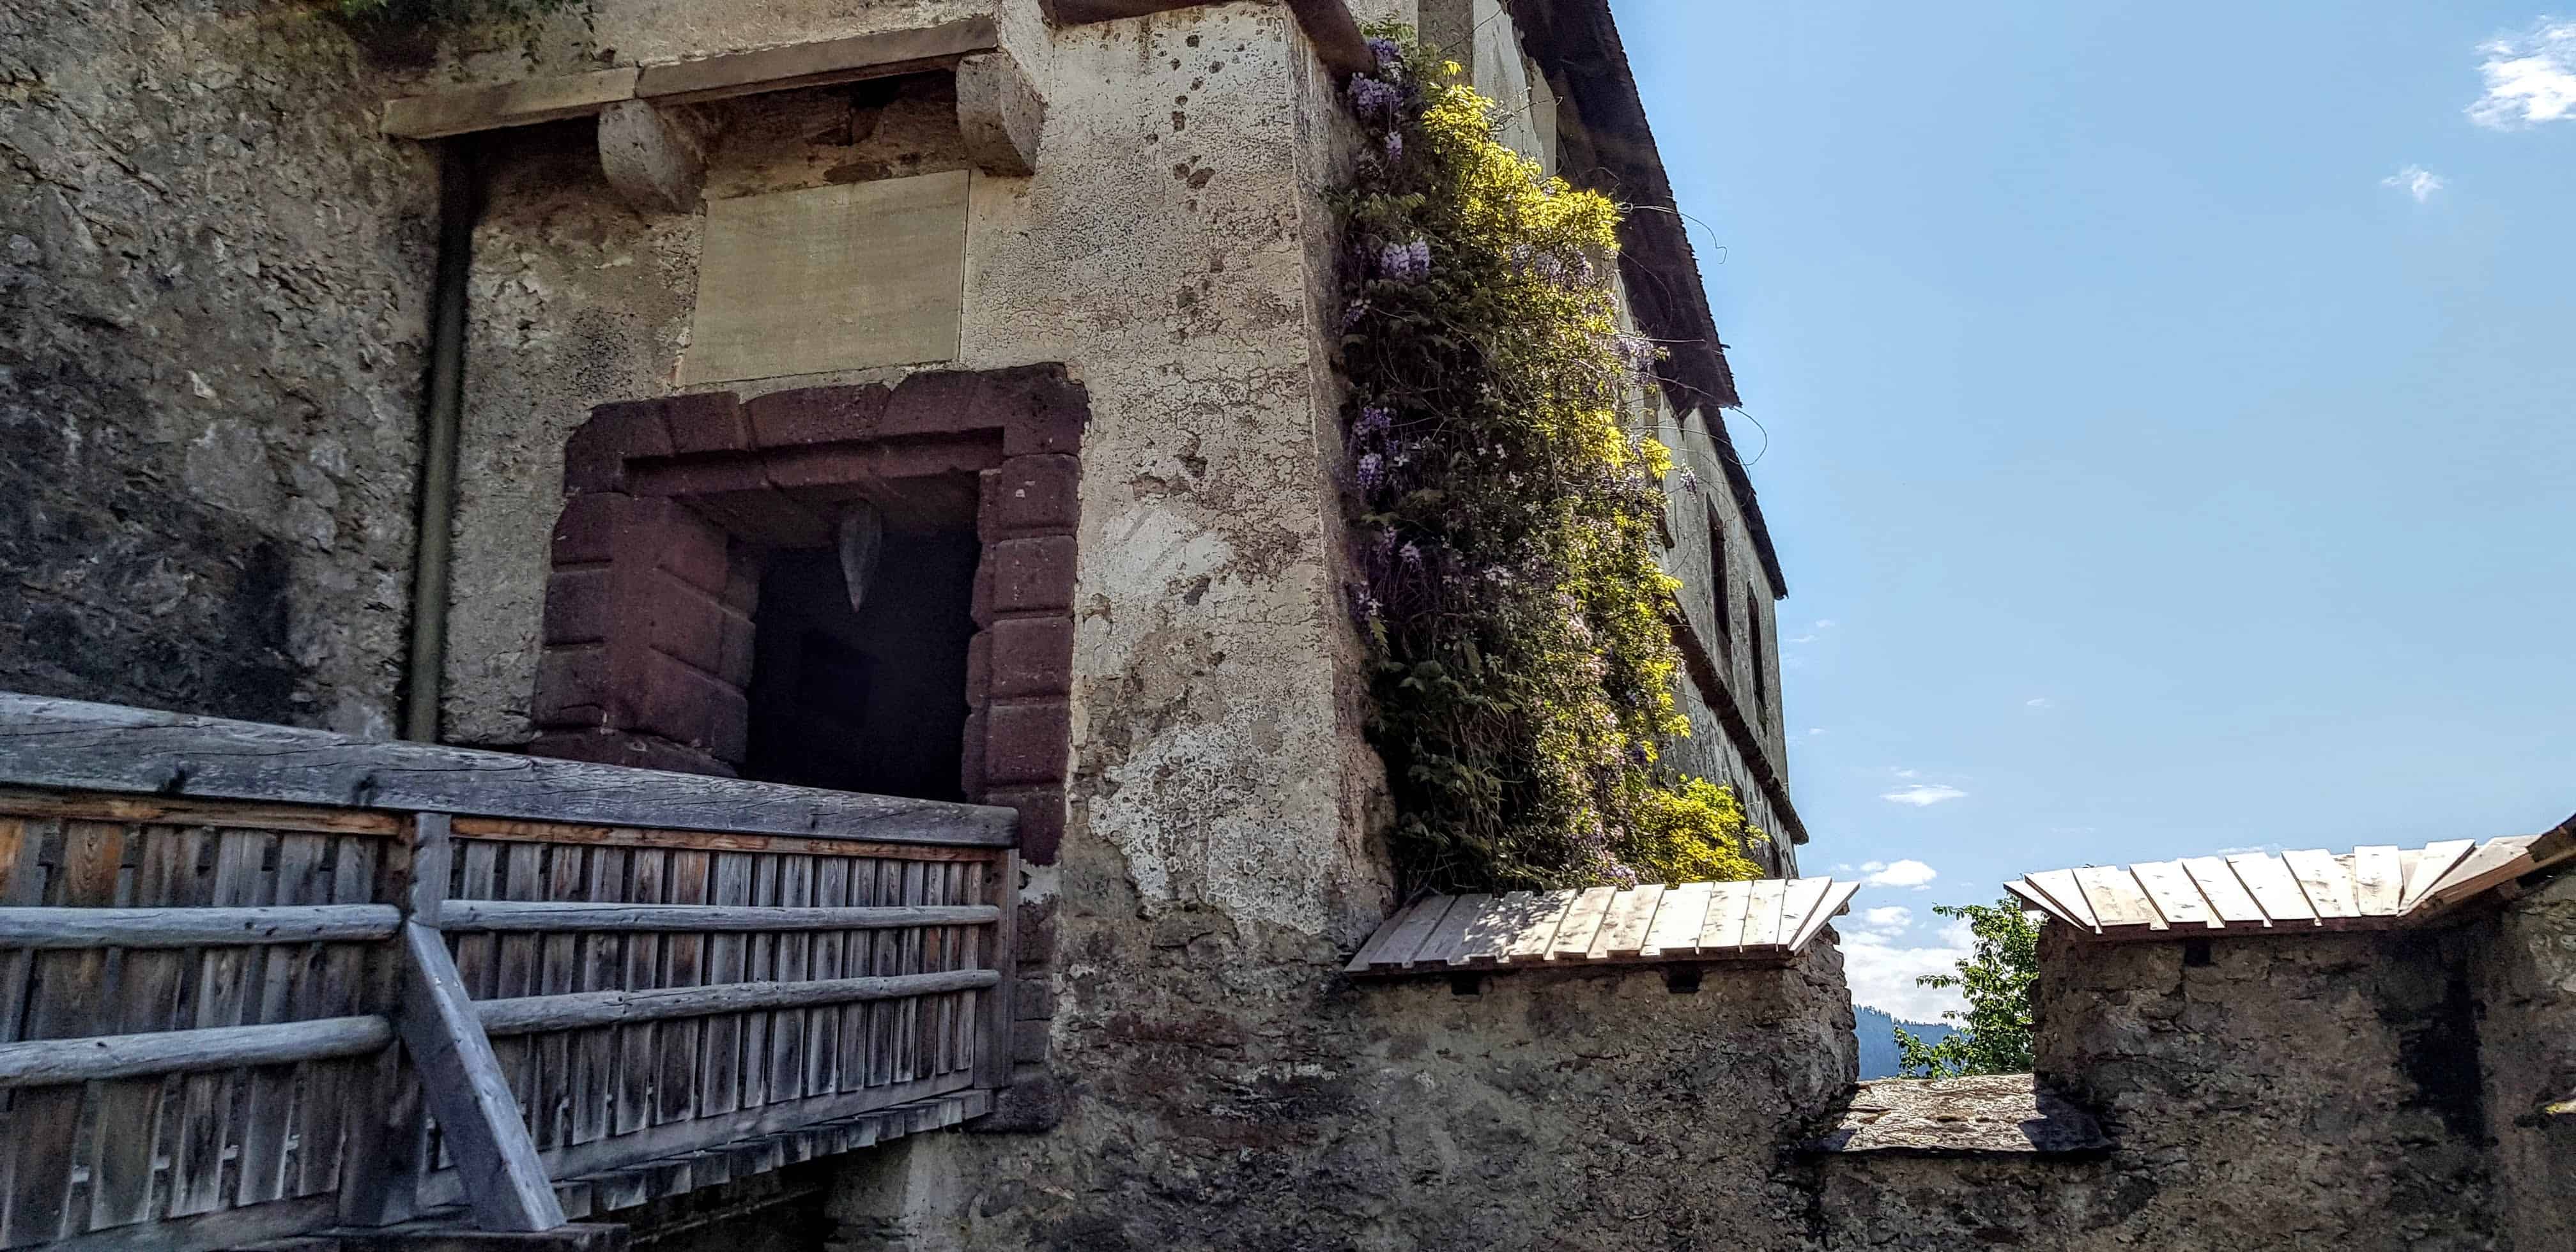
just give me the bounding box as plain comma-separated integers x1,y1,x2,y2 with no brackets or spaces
977,848,1019,1090
342,813,452,1227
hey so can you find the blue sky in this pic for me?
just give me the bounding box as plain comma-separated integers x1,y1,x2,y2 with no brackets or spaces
1614,1,2576,1017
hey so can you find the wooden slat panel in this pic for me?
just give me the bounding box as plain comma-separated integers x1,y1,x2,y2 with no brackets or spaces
866,861,899,1090
534,844,586,1147
1353,895,1455,972
2399,839,2478,913
297,836,379,1201
2281,849,2359,920
700,853,754,1117
2073,867,2164,931
447,818,1001,864
1409,893,1491,967
573,846,627,1146
234,834,329,1208
2227,854,2317,924
86,826,196,1232
2350,846,2404,917
893,860,924,1086
2005,879,2082,929
771,854,813,1101
2179,857,2266,925
1574,885,1651,959
1451,891,1538,965
1742,878,1788,949
805,858,849,1096
2020,868,2097,931
1699,880,1754,951
169,827,264,1219
1789,880,1862,952
490,844,546,1141
616,848,668,1136
1492,890,1577,963
739,856,778,1110
2409,837,2540,920
5,820,119,1244
1776,878,1832,950
1641,882,1713,956
2129,860,2216,929
1542,887,1616,961
836,859,877,1092
657,851,711,1127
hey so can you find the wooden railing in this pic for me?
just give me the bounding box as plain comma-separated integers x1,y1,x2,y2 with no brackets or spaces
0,694,1016,1251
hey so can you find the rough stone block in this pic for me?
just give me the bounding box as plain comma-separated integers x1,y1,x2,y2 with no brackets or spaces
1013,974,1056,1021
998,367,1089,457
988,616,1073,699
989,786,1068,867
964,1070,1064,1135
984,700,1070,786
549,491,630,566
598,98,710,215
540,567,614,646
1015,896,1057,965
989,454,1080,536
564,399,681,494
988,536,1078,614
637,650,749,762
1010,1016,1050,1065
744,383,888,450
959,707,989,802
644,586,731,678
956,50,1045,177
965,629,993,707
530,646,611,727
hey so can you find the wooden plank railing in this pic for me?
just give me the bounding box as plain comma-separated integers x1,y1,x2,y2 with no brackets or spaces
0,694,1017,1251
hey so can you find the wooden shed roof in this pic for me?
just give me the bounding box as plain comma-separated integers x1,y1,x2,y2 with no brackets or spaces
2006,816,2573,942
1346,877,1860,977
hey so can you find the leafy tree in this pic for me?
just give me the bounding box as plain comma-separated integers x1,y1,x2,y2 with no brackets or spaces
1895,898,2040,1077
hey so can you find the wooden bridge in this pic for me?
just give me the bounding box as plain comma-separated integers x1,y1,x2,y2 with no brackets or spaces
0,694,1019,1251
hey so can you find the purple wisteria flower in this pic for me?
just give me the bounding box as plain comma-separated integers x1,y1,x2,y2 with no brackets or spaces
1341,300,1369,330
1355,452,1384,492
1355,406,1393,438
1677,466,1702,495
1399,541,1425,570
1383,131,1405,162
1613,333,1660,374
1377,238,1431,283
1347,76,1402,120
1367,36,1403,71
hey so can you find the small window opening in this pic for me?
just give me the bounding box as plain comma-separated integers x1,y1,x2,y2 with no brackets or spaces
1705,501,1731,644
1746,586,1767,717
2183,938,2214,967
742,524,980,800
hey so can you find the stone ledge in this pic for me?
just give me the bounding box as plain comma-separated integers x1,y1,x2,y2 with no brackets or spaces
1807,1074,2111,1156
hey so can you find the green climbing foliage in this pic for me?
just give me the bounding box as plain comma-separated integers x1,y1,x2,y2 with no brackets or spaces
1336,29,1765,894
1896,899,2041,1077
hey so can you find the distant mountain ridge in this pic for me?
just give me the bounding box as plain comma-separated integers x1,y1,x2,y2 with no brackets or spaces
1853,1005,1959,1079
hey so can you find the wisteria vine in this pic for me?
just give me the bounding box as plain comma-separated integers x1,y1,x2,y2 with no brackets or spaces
1337,31,1765,894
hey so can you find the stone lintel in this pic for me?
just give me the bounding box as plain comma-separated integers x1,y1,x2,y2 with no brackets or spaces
1807,1074,2112,1156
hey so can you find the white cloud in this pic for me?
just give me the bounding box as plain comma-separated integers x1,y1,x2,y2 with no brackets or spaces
2025,696,2054,710
1805,727,1827,737
2380,165,2448,202
1861,905,1914,930
1841,925,1969,1021
1863,859,1940,889
1890,767,1919,779
2469,19,2576,129
1814,619,1837,629
1788,634,1816,645
1881,784,1968,807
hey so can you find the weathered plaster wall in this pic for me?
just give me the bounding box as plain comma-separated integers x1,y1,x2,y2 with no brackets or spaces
438,0,1390,940
829,945,1855,1251
0,0,434,733
2476,873,2576,1252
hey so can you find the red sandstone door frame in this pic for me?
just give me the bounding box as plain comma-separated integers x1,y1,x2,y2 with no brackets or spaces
529,365,1086,864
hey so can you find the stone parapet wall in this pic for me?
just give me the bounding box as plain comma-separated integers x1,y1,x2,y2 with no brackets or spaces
831,938,1856,1251
2475,871,2576,1251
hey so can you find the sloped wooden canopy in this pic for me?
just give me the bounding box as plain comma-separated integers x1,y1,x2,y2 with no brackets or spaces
1346,876,1860,977
2007,816,2573,942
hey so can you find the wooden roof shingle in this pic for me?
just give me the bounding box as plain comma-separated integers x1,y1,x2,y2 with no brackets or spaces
1345,876,1858,977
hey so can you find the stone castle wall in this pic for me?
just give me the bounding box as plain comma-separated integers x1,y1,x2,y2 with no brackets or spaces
0,0,438,736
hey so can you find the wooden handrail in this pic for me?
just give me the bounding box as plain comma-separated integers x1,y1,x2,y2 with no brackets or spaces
0,905,402,948
0,692,1015,848
0,1016,394,1087
437,901,999,933
475,968,1002,1035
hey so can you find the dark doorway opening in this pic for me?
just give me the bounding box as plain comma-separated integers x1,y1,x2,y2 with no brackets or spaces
741,524,980,801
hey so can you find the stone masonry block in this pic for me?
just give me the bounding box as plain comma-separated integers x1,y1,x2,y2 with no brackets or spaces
960,706,989,802
989,454,1080,535
1013,973,1056,1021
549,491,629,566
965,629,992,708
1015,896,1057,964
988,536,1077,614
984,700,1070,786
988,786,1068,867
997,366,1089,457
1011,1017,1050,1065
655,390,751,457
530,646,611,727
988,616,1073,699
744,383,887,450
540,567,614,646
965,1071,1064,1136
563,398,681,494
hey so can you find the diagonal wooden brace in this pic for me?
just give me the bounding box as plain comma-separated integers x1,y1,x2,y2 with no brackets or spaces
398,919,567,1232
